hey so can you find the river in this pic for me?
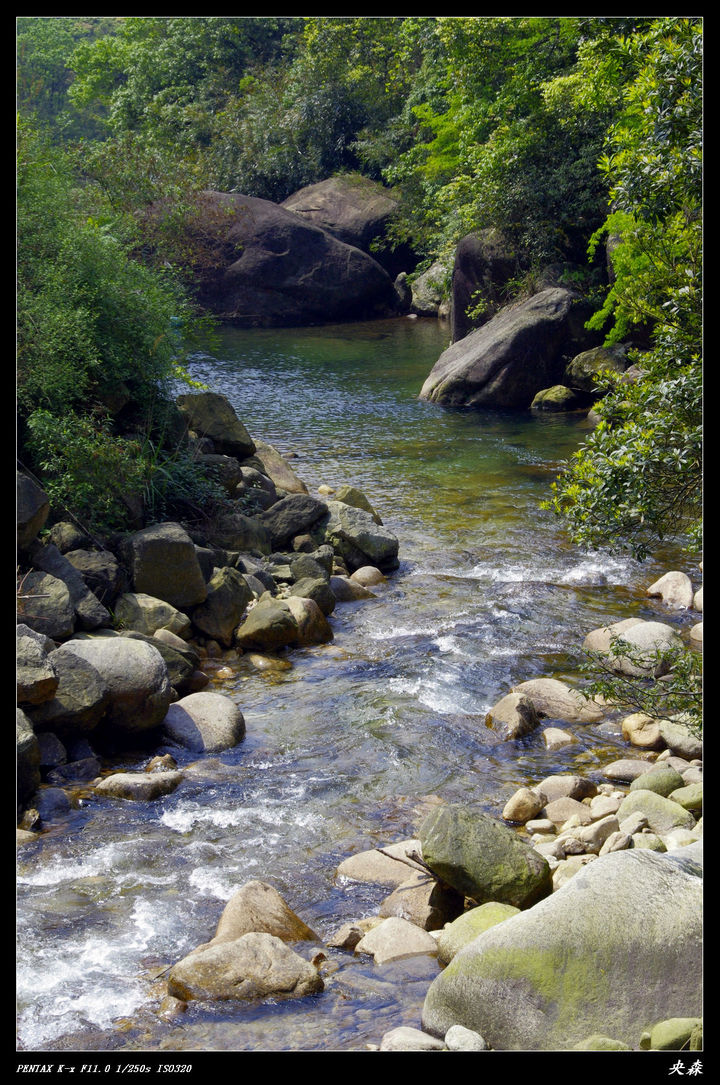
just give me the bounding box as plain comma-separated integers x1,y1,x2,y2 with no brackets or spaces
16,316,697,1054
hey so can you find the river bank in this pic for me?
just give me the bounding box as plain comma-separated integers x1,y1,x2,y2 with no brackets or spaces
16,319,702,1054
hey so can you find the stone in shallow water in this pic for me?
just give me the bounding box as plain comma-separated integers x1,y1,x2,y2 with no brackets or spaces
167,932,324,1002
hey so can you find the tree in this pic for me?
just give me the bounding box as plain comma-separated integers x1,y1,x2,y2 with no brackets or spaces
548,18,702,560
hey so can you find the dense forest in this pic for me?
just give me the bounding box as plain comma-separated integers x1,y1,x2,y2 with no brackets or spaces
17,16,702,561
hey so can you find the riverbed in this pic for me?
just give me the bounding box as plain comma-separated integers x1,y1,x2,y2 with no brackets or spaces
16,317,699,1053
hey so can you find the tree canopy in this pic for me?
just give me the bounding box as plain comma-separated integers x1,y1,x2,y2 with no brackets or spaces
16,15,702,556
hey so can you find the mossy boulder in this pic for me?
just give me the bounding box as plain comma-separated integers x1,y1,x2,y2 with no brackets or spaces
421,843,702,1051
418,805,553,909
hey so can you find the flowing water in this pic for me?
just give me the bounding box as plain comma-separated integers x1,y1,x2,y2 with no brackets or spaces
16,317,698,1054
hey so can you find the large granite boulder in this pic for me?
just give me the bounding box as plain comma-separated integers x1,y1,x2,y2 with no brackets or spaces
418,805,553,909
123,522,208,610
17,570,75,641
25,642,110,739
280,174,413,277
258,494,329,551
163,691,245,753
25,542,111,630
420,287,595,409
450,229,519,343
58,634,173,740
16,624,59,706
190,566,254,646
208,881,319,945
175,392,256,461
421,843,703,1051
184,191,400,326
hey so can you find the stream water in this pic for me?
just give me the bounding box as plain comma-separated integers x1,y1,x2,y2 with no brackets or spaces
16,317,698,1055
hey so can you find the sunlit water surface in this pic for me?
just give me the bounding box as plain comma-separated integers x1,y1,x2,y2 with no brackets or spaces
17,318,698,1053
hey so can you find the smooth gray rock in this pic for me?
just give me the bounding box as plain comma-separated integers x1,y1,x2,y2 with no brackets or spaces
421,844,702,1051
59,635,172,738
163,691,245,753
420,288,592,409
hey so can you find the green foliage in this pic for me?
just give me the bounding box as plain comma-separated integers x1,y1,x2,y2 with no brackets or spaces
25,410,228,535
16,16,118,140
25,410,148,533
548,18,702,560
17,120,190,428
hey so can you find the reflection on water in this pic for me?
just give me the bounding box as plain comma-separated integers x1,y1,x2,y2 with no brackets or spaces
17,318,693,1052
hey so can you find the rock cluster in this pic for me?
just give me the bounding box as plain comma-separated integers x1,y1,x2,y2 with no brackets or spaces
16,392,398,829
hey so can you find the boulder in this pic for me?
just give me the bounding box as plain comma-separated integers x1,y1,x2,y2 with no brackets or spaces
646,571,694,610
449,229,519,342
209,881,318,945
285,596,334,646
329,575,375,602
420,287,594,409
616,790,697,836
250,440,308,495
629,766,686,798
194,453,245,496
535,774,598,803
26,542,111,630
25,643,110,739
114,593,192,639
58,635,173,739
187,191,399,326
502,787,547,824
658,717,702,761
163,691,246,753
17,471,49,551
280,174,412,277
175,391,256,460
512,677,604,723
234,594,300,652
378,871,464,931
333,485,383,524
16,625,59,706
190,567,253,646
485,693,540,740
436,902,520,966
17,570,75,641
530,385,589,411
322,500,399,572
563,344,630,394
258,494,328,551
201,509,272,555
94,770,184,801
418,805,553,908
621,712,664,749
167,931,323,1002
421,843,703,1051
585,619,682,678
287,576,336,617
410,256,452,317
379,1027,445,1052
336,840,424,888
354,916,439,964
124,522,208,609
64,549,125,608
